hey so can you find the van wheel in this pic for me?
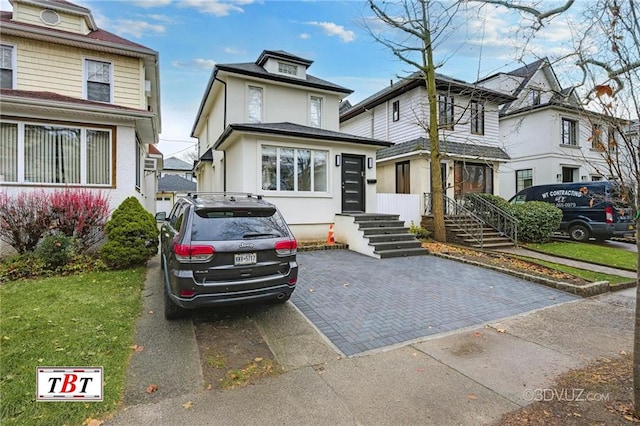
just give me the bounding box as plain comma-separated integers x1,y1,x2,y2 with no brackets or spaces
569,224,590,242
164,287,186,320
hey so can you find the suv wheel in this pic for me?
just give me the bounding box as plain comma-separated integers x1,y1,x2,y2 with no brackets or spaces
164,287,186,320
569,224,590,242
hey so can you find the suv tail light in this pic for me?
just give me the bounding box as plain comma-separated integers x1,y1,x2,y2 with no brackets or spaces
605,206,614,224
274,239,297,257
174,243,215,263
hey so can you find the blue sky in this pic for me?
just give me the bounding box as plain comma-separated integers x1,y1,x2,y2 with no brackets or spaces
1,0,578,157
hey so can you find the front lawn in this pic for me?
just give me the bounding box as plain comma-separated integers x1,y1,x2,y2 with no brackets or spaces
517,256,633,286
0,268,146,426
526,241,637,271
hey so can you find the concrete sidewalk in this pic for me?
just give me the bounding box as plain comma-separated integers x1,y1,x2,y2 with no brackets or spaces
106,256,634,425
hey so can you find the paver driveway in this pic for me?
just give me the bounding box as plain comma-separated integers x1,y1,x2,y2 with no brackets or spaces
291,250,579,356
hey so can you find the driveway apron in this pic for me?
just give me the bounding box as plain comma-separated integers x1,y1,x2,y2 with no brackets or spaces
292,250,578,356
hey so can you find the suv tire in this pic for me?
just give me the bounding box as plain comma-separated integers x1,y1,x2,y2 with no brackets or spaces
569,224,590,242
164,287,186,320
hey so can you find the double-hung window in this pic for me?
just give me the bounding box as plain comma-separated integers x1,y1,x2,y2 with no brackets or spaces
310,96,322,128
470,100,484,135
515,169,533,192
85,59,112,103
561,118,578,146
261,145,328,192
438,95,454,130
0,120,112,185
0,44,15,89
278,62,297,76
248,86,263,123
392,100,400,122
591,123,603,149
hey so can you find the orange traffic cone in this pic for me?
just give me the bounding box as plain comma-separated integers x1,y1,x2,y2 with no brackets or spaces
326,224,335,245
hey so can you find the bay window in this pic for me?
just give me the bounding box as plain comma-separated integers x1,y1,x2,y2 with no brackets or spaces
261,145,328,192
0,120,112,185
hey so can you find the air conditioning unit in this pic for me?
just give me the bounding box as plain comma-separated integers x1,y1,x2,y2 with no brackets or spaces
144,157,158,171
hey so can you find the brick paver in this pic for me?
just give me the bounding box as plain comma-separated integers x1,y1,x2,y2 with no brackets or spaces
291,250,578,356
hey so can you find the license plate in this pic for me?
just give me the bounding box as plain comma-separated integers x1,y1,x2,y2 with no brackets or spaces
234,253,257,266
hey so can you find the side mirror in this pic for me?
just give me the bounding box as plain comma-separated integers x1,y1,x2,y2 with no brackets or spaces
155,212,167,222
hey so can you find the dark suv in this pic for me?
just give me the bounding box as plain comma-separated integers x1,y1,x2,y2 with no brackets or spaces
157,193,298,320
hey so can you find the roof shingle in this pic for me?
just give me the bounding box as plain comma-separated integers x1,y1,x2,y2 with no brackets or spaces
377,137,510,161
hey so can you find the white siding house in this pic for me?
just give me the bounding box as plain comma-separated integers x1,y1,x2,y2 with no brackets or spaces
192,50,390,241
478,59,618,199
340,73,516,204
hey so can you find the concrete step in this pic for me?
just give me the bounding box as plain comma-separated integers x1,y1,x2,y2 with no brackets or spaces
369,240,423,251
375,247,429,258
352,213,400,222
362,226,409,236
367,233,417,243
357,220,405,229
469,242,516,249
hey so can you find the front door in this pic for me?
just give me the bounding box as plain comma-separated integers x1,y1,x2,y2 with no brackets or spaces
341,154,365,213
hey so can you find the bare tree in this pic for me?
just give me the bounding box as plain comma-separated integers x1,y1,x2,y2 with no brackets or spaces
366,0,472,242
481,0,640,413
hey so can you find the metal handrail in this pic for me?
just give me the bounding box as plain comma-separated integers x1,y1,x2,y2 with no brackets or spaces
462,193,518,245
424,193,484,247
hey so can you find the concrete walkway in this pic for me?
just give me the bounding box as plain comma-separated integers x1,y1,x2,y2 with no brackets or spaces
105,251,635,425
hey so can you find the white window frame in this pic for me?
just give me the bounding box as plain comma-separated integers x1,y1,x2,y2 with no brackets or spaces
247,84,264,123
83,57,114,103
0,43,17,89
310,96,323,128
259,143,329,195
561,117,578,146
278,62,297,76
0,119,113,186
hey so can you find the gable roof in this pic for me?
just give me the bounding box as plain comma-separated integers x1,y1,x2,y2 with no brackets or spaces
377,137,510,161
211,122,392,152
163,157,193,171
340,72,516,122
158,174,197,192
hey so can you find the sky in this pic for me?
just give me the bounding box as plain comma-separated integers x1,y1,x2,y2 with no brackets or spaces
0,0,580,158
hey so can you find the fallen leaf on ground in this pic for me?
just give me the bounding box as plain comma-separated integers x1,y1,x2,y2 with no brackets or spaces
182,401,194,409
254,357,263,362
474,331,482,338
416,367,425,373
206,384,212,391
148,311,154,315
145,384,158,394
132,344,144,352
84,418,103,426
497,328,506,333
467,394,477,400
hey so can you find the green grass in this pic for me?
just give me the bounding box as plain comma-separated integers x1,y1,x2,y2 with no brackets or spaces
517,256,633,286
0,268,146,426
526,241,638,270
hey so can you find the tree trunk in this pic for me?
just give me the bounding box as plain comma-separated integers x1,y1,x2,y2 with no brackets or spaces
634,215,640,414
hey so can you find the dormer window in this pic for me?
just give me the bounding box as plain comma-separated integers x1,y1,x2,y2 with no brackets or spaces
278,62,298,76
40,9,60,26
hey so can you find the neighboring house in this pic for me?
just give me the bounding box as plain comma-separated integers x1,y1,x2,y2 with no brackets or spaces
477,58,620,199
0,0,161,214
192,49,390,241
156,156,196,213
340,73,516,205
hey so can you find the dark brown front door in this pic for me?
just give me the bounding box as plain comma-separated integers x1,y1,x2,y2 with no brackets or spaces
341,154,365,213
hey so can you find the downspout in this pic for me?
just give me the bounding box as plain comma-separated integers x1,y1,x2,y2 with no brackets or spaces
214,76,228,191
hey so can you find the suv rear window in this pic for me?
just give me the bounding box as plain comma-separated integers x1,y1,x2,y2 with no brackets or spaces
191,208,288,241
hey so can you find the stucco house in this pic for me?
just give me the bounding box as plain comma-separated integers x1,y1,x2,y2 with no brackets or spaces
339,73,516,206
191,49,391,242
0,0,161,213
477,58,620,199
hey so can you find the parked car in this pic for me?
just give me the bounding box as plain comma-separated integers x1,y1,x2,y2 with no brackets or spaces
157,193,298,320
509,181,635,242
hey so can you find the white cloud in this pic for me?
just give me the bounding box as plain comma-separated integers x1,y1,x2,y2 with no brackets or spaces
179,0,255,17
224,47,246,55
172,58,217,70
306,21,356,43
111,20,166,38
130,0,172,8
299,33,311,40
148,14,174,23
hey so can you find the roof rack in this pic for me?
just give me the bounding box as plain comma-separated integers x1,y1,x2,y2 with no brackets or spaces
185,192,264,201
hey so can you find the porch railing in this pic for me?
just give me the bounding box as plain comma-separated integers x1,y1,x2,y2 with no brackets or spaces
424,192,484,247
462,193,518,245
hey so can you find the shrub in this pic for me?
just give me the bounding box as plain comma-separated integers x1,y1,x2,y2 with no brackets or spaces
49,189,109,249
509,201,562,243
409,221,431,240
101,197,158,268
0,191,51,254
469,193,511,210
0,252,48,282
35,234,78,270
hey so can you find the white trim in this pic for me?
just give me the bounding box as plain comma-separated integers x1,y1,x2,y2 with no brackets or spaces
83,56,114,104
39,9,61,26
